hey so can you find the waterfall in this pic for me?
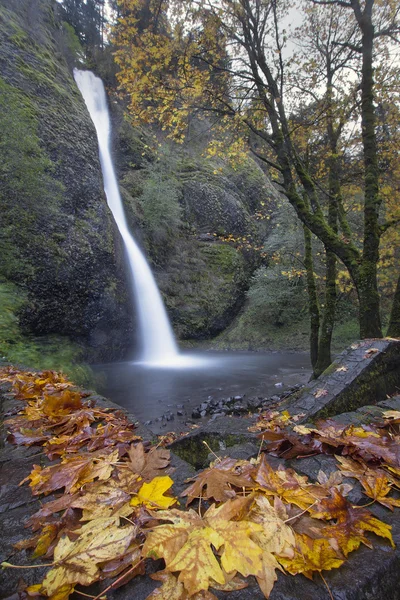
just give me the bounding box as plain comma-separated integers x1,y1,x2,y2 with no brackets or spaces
74,69,179,365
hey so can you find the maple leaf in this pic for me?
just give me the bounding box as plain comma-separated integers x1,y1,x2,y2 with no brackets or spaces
22,449,119,495
278,534,344,578
130,475,177,509
309,489,394,555
364,348,379,358
144,498,265,596
101,541,143,579
70,480,132,520
249,494,295,558
7,428,50,446
335,455,400,510
314,388,329,398
382,410,400,424
125,442,171,481
255,456,328,509
206,508,264,578
181,457,256,505
147,572,219,599
41,390,83,417
166,528,226,595
41,518,136,596
336,366,348,372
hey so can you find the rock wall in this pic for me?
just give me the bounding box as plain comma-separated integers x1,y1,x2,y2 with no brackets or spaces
0,0,133,363
114,114,278,339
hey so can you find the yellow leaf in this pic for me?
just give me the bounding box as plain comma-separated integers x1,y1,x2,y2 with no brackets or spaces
279,535,344,578
130,476,177,509
250,495,295,558
167,528,225,595
42,519,135,596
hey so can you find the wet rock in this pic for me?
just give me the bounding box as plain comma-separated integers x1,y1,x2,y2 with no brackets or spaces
209,413,224,421
177,410,184,416
246,397,262,411
200,410,207,417
191,408,201,419
280,339,400,422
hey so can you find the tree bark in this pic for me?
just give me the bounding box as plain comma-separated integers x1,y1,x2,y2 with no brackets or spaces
303,224,320,370
387,274,400,338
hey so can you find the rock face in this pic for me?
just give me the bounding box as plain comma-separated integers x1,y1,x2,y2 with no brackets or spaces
116,125,278,339
0,0,132,362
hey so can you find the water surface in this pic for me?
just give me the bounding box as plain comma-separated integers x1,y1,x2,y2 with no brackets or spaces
93,351,311,433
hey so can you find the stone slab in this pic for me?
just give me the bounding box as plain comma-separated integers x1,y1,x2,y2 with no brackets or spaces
279,339,400,422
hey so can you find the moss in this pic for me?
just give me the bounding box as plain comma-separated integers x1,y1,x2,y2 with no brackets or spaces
321,362,339,376
0,279,91,384
170,431,250,469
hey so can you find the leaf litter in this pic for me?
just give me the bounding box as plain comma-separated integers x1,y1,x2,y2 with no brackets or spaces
0,366,398,599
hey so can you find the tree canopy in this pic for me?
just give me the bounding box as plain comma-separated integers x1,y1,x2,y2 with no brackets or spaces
113,0,400,351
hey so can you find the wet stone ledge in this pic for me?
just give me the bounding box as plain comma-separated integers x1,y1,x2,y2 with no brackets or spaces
278,338,400,422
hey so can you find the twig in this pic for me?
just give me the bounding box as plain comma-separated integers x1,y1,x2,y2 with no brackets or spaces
319,571,334,600
92,560,144,600
284,500,318,523
202,441,222,463
1,561,53,569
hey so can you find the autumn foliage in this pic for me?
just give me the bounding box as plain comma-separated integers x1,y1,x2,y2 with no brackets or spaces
1,367,399,599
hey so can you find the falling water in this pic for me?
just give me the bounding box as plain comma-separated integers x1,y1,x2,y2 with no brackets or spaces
74,69,179,365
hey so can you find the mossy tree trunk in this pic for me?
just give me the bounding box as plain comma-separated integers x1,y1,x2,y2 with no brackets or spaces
387,275,400,338
303,223,320,370
314,75,339,378
240,0,385,341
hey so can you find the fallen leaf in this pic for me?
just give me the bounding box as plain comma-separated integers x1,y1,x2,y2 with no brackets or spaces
42,518,135,596
181,457,255,505
130,476,177,509
314,389,329,398
278,534,344,578
125,442,171,481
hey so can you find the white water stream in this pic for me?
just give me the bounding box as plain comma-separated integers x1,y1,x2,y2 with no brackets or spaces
74,69,180,366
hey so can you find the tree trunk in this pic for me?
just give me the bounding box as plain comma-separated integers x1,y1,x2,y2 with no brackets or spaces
314,76,338,378
358,5,383,338
387,274,400,338
303,224,320,369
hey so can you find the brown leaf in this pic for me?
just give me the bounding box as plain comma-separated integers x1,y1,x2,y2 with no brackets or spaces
181,458,255,505
255,456,328,509
309,489,394,555
125,442,171,481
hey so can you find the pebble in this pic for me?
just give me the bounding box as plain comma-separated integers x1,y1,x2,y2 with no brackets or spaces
189,384,305,419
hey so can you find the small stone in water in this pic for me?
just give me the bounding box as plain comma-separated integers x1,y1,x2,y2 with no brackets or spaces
177,410,184,416
274,382,284,387
200,410,207,417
